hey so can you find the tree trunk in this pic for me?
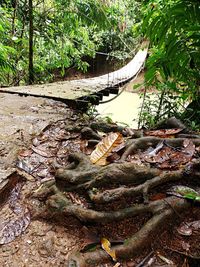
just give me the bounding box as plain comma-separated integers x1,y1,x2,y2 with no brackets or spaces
11,0,18,36
28,0,34,84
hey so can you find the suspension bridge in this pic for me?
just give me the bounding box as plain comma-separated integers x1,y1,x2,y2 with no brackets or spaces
0,46,148,109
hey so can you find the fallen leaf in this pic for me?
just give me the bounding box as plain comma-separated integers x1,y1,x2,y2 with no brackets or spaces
101,237,117,262
16,159,33,173
145,128,183,138
144,140,195,169
177,223,192,236
157,252,175,265
182,139,195,157
149,193,166,201
90,133,124,166
18,149,32,157
177,220,200,237
146,141,164,157
144,145,171,164
167,185,200,201
0,211,30,244
31,146,54,158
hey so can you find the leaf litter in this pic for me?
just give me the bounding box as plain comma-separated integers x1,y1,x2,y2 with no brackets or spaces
1,116,200,266
144,128,183,138
129,138,196,170
0,179,31,245
0,211,30,245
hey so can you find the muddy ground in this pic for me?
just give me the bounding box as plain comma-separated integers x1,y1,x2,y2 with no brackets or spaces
0,94,82,266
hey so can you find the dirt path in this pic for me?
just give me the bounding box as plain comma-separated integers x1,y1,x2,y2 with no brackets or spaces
0,94,83,267
0,93,71,185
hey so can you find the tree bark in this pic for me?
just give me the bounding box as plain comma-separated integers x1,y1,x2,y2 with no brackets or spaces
28,0,34,84
11,0,18,36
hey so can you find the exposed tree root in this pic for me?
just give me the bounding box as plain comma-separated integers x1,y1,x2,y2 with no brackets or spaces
90,120,124,133
156,117,188,131
121,137,200,161
47,193,180,223
56,153,160,190
66,198,191,267
89,170,185,203
81,127,102,141
30,128,200,266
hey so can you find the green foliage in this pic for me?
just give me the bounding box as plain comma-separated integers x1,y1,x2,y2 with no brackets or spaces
0,0,141,86
0,7,16,84
140,0,200,128
184,192,200,202
144,0,200,90
138,82,186,128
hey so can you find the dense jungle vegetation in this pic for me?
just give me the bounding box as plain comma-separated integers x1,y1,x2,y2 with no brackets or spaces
0,0,141,85
0,0,200,127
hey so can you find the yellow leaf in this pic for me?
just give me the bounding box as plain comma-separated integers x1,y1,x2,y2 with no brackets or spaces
101,237,117,262
90,132,123,166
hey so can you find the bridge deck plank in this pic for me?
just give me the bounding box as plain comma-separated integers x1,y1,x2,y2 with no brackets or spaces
0,49,147,102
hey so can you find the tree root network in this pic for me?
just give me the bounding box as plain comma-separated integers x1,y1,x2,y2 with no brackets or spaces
30,119,200,266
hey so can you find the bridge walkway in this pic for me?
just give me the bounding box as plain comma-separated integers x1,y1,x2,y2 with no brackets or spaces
0,48,148,109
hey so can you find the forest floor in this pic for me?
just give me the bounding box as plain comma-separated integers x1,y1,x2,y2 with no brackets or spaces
0,92,200,267
0,94,80,267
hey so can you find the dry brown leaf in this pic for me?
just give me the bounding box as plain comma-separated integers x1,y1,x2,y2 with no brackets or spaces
145,128,182,138
144,146,172,164
31,146,54,158
90,132,124,166
177,220,200,237
144,139,195,169
177,224,192,236
101,237,117,262
159,140,195,169
149,193,166,201
182,139,195,157
0,211,30,245
18,149,32,157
